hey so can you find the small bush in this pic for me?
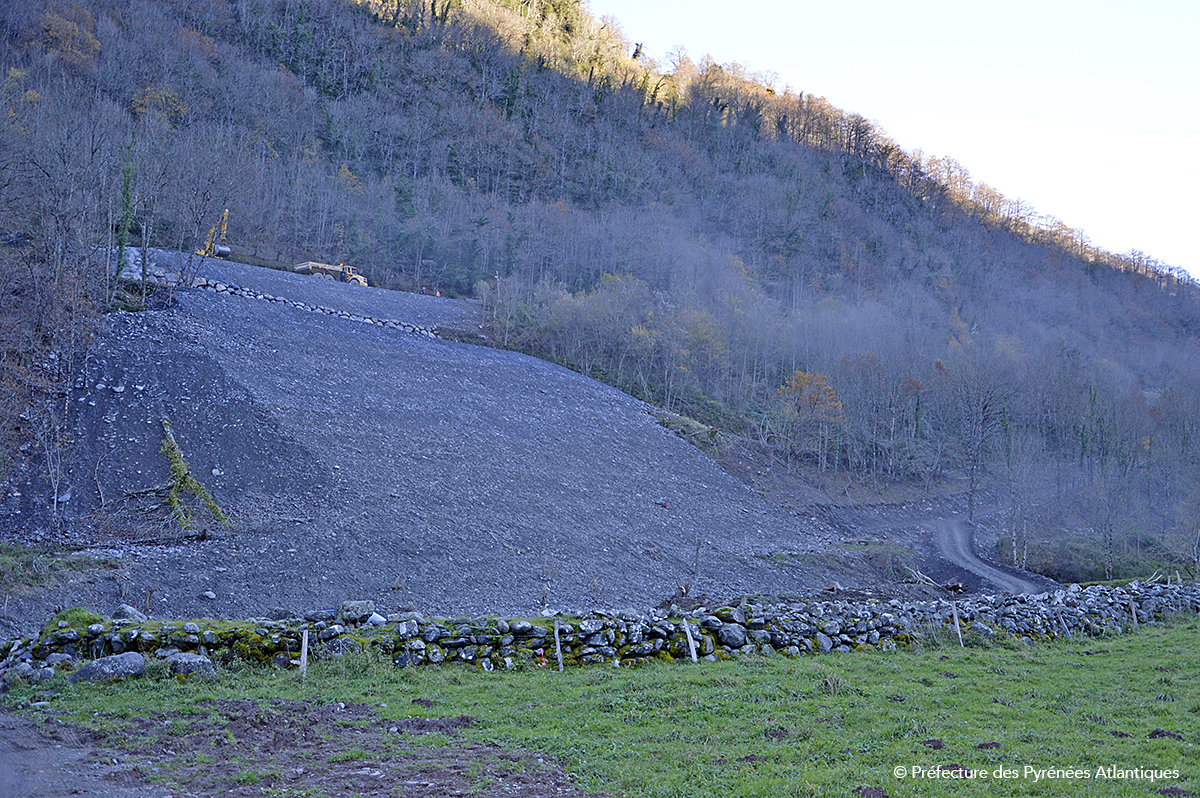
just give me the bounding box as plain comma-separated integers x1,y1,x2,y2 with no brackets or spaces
41,607,107,636
160,417,229,529
817,669,845,696
2,545,109,593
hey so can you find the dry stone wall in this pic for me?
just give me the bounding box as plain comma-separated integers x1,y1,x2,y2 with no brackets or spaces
125,259,439,338
2,582,1197,687
190,276,439,337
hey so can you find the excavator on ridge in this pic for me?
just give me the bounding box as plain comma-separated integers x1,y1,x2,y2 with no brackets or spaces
196,209,231,258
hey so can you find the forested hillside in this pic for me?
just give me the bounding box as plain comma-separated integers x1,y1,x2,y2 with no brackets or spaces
2,0,1198,582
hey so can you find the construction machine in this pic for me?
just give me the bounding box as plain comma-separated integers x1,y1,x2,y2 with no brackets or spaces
196,209,232,258
293,261,368,287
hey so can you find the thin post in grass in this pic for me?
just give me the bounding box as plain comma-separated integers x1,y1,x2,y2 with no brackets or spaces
1058,614,1072,640
553,619,563,672
681,619,698,663
1128,599,1138,631
951,602,964,648
300,628,309,678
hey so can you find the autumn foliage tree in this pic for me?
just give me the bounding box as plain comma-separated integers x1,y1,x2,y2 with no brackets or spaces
771,371,845,471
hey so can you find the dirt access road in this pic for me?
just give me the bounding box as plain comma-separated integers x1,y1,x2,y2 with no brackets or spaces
930,516,1050,594
818,496,1056,595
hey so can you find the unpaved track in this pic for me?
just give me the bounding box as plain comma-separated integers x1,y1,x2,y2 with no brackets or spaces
932,517,1048,594
820,499,1055,595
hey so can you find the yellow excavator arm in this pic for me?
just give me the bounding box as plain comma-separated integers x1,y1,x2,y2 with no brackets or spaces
196,209,231,258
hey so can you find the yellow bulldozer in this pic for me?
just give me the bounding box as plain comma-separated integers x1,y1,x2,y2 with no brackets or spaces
293,261,368,287
196,209,231,258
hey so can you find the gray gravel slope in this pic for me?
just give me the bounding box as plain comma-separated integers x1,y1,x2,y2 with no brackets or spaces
2,259,834,631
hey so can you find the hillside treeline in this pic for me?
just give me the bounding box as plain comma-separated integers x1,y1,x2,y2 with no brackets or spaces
1,0,1198,581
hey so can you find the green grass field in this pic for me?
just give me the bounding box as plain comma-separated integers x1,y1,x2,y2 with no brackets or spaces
5,617,1198,797
0,543,118,593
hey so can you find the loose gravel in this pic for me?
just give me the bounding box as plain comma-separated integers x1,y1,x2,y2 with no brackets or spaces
0,256,838,635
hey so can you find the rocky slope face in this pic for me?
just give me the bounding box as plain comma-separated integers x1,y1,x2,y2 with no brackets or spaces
0,257,844,635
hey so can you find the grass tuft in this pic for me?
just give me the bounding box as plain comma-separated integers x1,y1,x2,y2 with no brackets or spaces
0,544,118,595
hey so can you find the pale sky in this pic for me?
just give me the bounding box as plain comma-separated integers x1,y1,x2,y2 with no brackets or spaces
587,0,1200,280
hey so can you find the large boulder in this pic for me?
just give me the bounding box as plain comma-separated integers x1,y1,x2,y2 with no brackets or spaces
714,606,746,625
113,604,148,623
69,652,145,683
338,600,375,623
717,623,747,648
323,637,363,657
168,652,215,679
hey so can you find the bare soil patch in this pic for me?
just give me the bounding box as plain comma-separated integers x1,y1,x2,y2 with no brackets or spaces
1,699,604,798
0,712,165,798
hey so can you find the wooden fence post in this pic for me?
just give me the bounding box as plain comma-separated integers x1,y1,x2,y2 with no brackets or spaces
681,620,698,663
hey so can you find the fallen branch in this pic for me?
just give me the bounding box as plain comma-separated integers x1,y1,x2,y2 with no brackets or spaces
905,567,940,588
122,484,171,499
93,450,109,509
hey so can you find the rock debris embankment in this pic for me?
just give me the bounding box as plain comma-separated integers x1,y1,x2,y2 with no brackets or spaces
3,581,1194,688
1,251,842,636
